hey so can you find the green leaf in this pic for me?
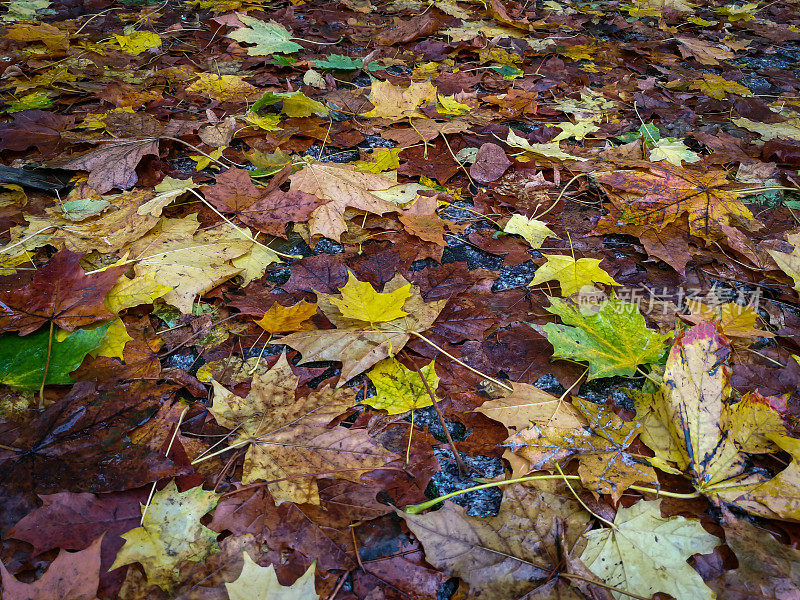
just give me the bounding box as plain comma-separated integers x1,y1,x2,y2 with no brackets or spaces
313,54,363,70
540,295,671,379
0,324,109,390
227,15,302,55
491,64,523,80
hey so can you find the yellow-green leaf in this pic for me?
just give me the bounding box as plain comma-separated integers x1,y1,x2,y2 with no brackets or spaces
227,552,318,600
529,254,619,296
329,271,412,324
367,358,438,415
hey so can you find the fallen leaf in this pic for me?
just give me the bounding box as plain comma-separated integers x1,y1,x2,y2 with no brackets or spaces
596,164,753,239
48,138,160,194
227,15,302,55
581,499,720,600
226,552,318,600
110,480,219,591
104,272,172,314
0,535,102,600
529,254,619,296
329,271,412,324
363,80,437,120
503,214,557,249
768,232,800,292
401,483,591,600
186,73,260,102
0,249,122,334
366,358,438,415
209,354,395,504
541,295,671,379
255,300,318,333
287,162,400,241
649,138,701,166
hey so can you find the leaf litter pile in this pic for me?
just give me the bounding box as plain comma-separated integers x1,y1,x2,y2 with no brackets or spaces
2,0,800,598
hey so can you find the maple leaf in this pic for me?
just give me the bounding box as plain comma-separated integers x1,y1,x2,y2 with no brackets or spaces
502,214,557,249
733,116,800,141
186,73,260,102
581,499,720,600
690,73,752,100
254,300,318,333
551,118,600,142
287,161,400,241
0,250,122,334
684,299,773,340
596,164,753,239
113,31,161,55
366,358,438,415
648,138,701,166
127,215,255,313
48,138,160,194
710,508,800,599
110,480,219,591
505,130,587,162
401,483,592,600
0,535,102,600
281,274,447,381
226,552,318,600
529,254,619,296
329,271,412,324
768,232,800,292
227,15,302,55
363,80,437,119
541,295,671,379
398,196,448,245
507,395,658,501
104,272,172,314
209,354,395,504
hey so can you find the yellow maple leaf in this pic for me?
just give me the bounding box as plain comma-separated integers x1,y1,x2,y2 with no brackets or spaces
90,318,133,359
110,481,219,591
113,31,161,55
363,80,437,120
685,300,773,339
503,214,557,249
186,73,260,103
227,552,318,600
529,254,619,296
551,118,600,142
690,74,751,100
254,300,318,334
105,272,172,314
329,272,412,324
367,358,438,415
769,233,800,292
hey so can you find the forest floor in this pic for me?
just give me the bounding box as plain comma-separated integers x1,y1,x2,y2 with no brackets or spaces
1,0,800,599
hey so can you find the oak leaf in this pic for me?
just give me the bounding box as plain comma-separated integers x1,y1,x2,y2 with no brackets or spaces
110,480,219,591
581,499,719,600
0,249,122,334
209,354,395,504
0,535,102,600
529,254,618,296
226,552,318,600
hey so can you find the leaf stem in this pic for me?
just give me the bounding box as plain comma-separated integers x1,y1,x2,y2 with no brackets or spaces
38,320,54,409
406,331,514,391
399,348,468,476
403,474,700,514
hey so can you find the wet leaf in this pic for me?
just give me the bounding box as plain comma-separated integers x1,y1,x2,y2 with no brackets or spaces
366,357,438,415
581,499,720,600
529,254,619,296
541,295,671,379
226,552,318,600
110,480,219,591
227,15,302,55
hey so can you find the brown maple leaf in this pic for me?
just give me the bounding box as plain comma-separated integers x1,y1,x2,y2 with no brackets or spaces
596,164,753,239
0,250,123,335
